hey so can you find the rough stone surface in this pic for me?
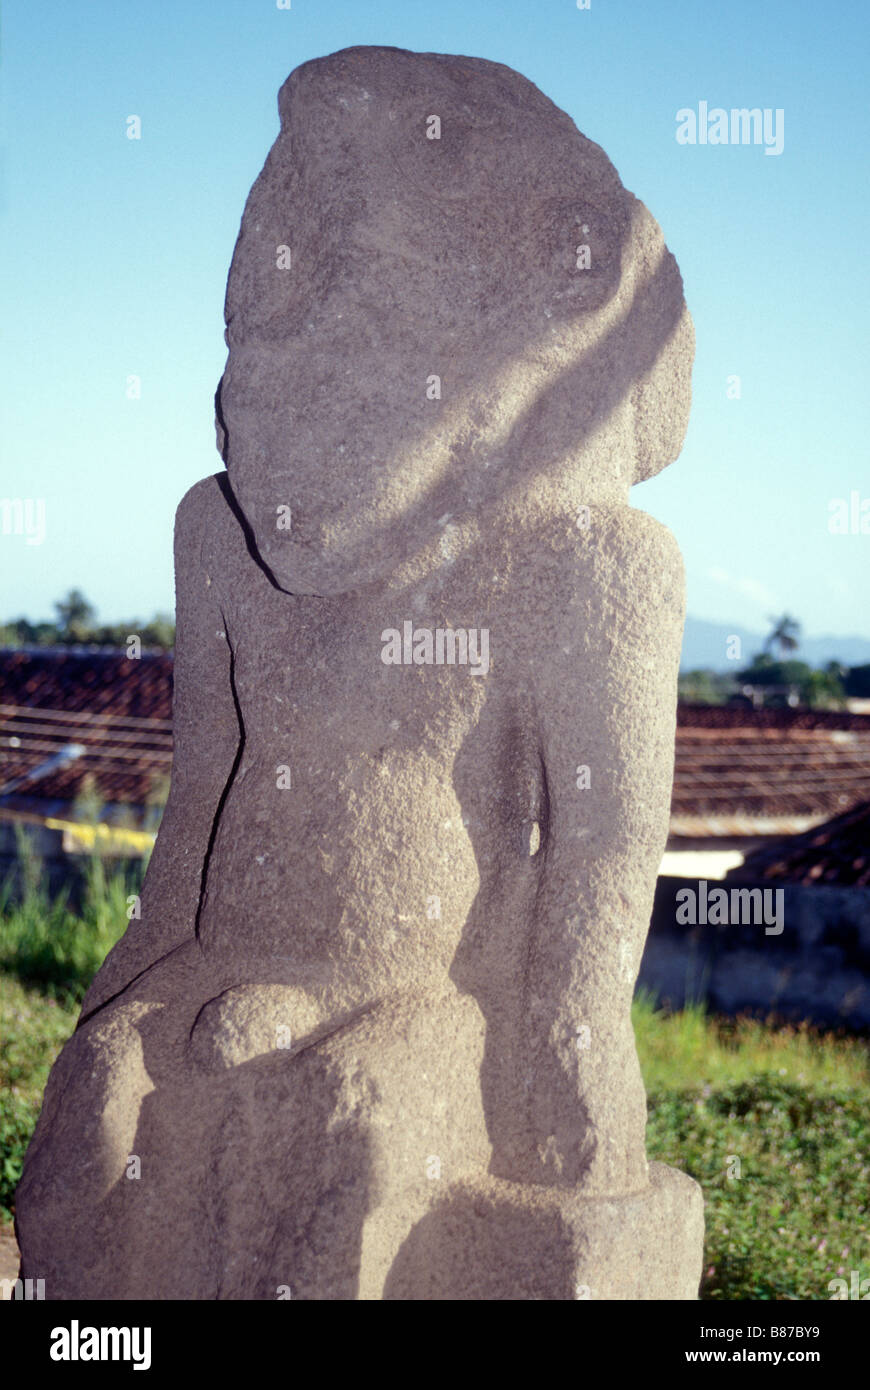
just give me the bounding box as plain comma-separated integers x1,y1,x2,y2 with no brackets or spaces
16,45,702,1299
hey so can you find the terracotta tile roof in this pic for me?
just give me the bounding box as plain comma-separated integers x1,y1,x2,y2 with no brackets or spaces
1,647,172,720
727,800,870,887
671,725,870,824
673,705,870,830
3,657,870,835
0,648,173,811
678,703,870,733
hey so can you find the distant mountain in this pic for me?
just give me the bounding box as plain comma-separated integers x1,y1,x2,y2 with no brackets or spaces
681,618,870,673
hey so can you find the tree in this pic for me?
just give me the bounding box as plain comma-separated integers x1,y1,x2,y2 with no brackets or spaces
1,593,175,651
0,617,57,646
763,613,801,658
677,669,731,705
845,663,870,698
736,657,845,709
140,614,175,649
54,589,96,643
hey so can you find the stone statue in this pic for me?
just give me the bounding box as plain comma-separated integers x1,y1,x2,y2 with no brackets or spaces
16,45,703,1299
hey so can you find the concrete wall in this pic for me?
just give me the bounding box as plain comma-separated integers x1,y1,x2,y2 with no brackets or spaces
640,875,870,1031
4,824,869,1031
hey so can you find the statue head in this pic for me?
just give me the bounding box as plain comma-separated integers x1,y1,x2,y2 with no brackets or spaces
218,45,693,596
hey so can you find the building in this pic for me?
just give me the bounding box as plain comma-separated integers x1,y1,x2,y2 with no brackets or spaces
4,650,870,878
664,703,870,879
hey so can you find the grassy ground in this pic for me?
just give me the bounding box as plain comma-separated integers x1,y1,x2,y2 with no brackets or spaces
1,850,868,1299
635,991,869,1300
0,837,138,1006
0,842,139,1230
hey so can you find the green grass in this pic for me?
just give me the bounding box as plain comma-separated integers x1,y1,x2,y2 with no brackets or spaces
634,990,870,1300
0,836,139,1220
633,988,869,1094
0,855,868,1300
0,974,77,1221
0,830,139,1005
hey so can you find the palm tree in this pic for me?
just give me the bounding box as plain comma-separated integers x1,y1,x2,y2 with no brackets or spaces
763,613,801,658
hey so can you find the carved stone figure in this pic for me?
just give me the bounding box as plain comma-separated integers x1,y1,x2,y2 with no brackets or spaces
17,46,703,1299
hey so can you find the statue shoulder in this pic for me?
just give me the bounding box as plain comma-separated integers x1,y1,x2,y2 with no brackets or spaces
175,473,252,586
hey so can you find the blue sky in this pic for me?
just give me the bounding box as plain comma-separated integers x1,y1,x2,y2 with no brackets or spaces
1,0,868,648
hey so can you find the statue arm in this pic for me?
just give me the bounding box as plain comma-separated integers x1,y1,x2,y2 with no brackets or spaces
78,477,242,1023
519,510,683,1190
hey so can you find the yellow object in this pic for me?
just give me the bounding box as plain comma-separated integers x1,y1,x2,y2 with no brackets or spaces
45,817,156,855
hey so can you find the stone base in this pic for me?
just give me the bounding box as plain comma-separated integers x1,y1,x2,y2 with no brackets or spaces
382,1162,704,1300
